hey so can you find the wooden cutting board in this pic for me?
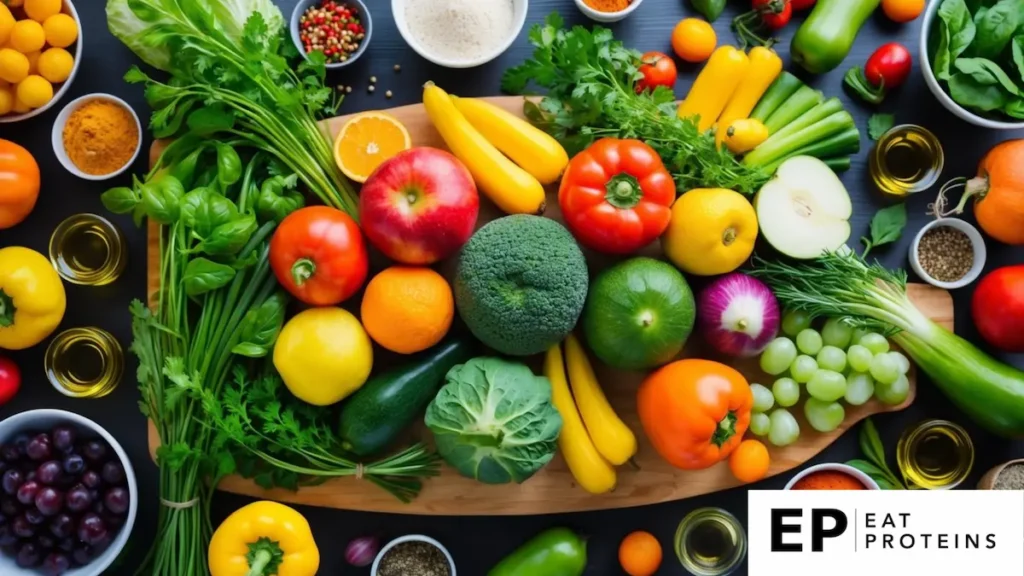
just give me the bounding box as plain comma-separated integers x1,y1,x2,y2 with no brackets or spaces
146,96,954,515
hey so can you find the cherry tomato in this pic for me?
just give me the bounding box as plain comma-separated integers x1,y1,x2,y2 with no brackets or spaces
753,0,792,30
0,357,21,406
636,51,677,93
865,42,912,88
671,18,717,63
882,0,925,23
791,0,816,9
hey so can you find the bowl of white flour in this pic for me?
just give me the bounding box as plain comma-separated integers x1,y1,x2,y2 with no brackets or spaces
393,0,528,68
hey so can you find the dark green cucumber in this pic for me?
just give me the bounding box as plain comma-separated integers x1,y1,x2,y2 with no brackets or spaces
339,338,474,456
821,156,853,173
762,126,861,173
750,72,803,122
763,85,824,134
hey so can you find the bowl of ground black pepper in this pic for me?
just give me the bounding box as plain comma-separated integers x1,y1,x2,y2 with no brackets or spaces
909,218,986,290
51,93,142,181
978,459,1024,489
372,534,455,576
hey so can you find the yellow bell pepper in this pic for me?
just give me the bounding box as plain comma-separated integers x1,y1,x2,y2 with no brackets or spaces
209,501,320,576
0,246,65,350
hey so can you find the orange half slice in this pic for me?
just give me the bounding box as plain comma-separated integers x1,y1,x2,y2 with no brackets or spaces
334,111,412,183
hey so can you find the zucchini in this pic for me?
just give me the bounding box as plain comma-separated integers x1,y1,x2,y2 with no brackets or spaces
762,127,862,173
758,98,844,149
763,85,824,134
744,111,855,168
339,338,474,456
750,72,803,122
821,156,853,173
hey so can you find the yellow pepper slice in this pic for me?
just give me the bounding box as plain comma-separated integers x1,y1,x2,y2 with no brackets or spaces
209,501,320,576
0,246,65,350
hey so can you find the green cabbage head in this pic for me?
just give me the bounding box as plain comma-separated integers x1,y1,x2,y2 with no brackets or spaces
425,357,562,484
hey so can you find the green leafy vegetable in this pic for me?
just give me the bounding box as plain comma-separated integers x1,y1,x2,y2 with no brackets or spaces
183,258,237,296
501,13,769,194
968,0,1019,59
935,0,977,80
1005,98,1024,118
861,203,907,257
1011,35,1024,82
954,57,1022,95
425,357,562,484
868,113,895,140
949,72,1013,110
847,419,906,489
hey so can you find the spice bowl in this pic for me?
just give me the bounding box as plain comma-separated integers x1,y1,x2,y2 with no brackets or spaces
0,0,84,124
290,0,371,70
372,534,456,576
978,458,1024,489
908,218,986,290
392,0,528,69
51,93,142,181
574,0,646,23
784,463,881,490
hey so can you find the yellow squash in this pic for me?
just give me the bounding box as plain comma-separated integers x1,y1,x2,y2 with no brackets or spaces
544,342,617,495
715,46,783,148
423,83,546,215
678,46,750,133
452,96,569,185
723,119,770,155
564,334,637,465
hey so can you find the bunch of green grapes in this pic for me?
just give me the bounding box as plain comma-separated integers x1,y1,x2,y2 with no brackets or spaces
750,310,911,446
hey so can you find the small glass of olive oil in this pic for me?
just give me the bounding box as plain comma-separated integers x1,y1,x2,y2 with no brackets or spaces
897,419,974,490
675,507,747,576
869,124,945,198
48,214,128,286
44,328,124,399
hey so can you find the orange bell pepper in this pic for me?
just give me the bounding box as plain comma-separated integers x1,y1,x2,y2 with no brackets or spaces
0,139,40,230
637,359,753,470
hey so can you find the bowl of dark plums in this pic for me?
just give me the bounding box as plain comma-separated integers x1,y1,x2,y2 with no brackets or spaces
0,410,136,576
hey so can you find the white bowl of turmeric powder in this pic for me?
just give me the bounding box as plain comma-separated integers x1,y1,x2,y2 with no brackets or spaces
51,93,142,181
574,0,646,23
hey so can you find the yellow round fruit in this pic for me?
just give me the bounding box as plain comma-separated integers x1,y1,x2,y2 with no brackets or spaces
24,0,61,23
5,0,24,7
0,5,14,47
661,188,758,276
10,20,45,54
24,50,39,74
16,74,51,108
0,86,13,115
0,48,29,83
36,46,71,83
11,96,29,113
42,13,76,48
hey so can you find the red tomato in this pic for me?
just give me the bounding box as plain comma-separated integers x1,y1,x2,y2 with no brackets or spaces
753,0,792,30
791,0,816,9
865,43,913,88
0,357,19,406
558,138,675,254
269,206,369,306
972,265,1024,352
636,51,678,94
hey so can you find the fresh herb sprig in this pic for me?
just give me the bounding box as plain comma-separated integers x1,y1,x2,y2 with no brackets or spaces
861,203,907,257
867,113,895,140
847,418,907,489
502,13,770,195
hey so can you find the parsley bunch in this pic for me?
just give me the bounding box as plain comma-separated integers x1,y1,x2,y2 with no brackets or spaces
502,14,770,195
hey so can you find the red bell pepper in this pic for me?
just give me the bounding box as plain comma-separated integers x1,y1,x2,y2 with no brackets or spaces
269,206,369,306
558,138,675,254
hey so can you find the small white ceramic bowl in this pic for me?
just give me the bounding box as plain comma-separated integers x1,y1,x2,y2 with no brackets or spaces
371,534,456,576
785,463,881,490
908,218,986,290
0,409,138,576
290,0,372,70
574,0,646,22
0,0,84,124
392,0,527,68
919,0,1024,130
51,93,142,181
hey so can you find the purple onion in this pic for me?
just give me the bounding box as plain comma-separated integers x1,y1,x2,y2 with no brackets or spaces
697,272,780,357
345,536,380,567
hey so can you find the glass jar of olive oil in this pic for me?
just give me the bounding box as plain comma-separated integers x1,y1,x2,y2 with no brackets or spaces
48,214,127,286
675,508,747,576
44,328,124,398
868,124,944,198
897,420,974,490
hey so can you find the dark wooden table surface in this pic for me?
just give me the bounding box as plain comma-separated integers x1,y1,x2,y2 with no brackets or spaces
0,0,1022,574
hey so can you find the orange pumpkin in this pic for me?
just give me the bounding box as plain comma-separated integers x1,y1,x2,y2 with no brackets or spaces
0,139,40,230
637,359,753,470
950,139,1024,245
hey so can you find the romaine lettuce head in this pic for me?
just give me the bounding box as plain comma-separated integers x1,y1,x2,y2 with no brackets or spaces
425,357,562,484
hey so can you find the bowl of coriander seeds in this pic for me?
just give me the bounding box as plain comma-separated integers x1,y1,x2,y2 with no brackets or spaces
909,218,986,290
371,535,455,576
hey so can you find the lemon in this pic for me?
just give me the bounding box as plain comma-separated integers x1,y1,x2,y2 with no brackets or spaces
16,74,50,108
36,46,70,82
11,95,29,113
0,48,29,83
42,13,76,48
0,5,14,46
24,0,60,22
0,86,13,115
10,20,44,53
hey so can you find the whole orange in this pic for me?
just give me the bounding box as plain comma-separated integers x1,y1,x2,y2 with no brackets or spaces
729,438,770,483
360,266,454,354
671,18,717,63
619,531,662,576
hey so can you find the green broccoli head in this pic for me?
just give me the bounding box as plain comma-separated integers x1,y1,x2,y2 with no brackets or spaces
454,215,589,356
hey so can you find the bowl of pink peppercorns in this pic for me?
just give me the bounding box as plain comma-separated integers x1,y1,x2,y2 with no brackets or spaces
290,0,372,69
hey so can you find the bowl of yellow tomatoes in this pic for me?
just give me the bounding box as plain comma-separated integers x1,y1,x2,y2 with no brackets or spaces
0,0,82,123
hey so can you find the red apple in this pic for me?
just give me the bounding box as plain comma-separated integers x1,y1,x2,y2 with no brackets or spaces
359,147,479,264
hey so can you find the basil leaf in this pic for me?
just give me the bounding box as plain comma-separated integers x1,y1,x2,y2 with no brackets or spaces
231,292,288,358
949,72,1012,110
870,204,908,247
101,186,140,215
969,0,1019,60
183,258,236,296
181,187,239,237
954,57,1022,95
215,143,242,189
141,175,185,225
868,113,895,140
198,214,257,256
169,147,204,188
937,0,976,81
256,175,304,223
